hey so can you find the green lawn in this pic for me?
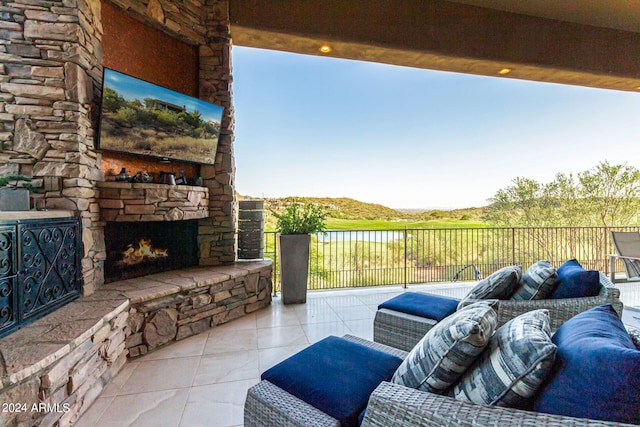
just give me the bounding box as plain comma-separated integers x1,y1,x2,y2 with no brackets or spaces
323,218,487,230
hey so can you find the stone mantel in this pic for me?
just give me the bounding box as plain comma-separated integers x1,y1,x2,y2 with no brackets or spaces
0,210,76,221
97,182,209,222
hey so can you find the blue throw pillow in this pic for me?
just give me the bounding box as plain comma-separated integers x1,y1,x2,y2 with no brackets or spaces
261,336,403,427
550,259,600,299
378,292,459,321
532,305,640,424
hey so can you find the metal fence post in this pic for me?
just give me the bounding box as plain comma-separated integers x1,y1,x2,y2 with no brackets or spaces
403,228,408,288
511,227,516,264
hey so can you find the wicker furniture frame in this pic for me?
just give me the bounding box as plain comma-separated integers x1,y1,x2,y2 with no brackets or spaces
374,272,623,351
244,334,633,427
244,335,407,427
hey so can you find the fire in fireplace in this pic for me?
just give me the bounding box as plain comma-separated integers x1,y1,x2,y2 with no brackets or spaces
122,239,168,265
104,220,198,282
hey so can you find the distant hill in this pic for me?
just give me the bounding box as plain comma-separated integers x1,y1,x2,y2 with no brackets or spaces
248,196,485,223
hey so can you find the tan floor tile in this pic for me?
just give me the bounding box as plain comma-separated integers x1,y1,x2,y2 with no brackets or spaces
93,388,188,427
180,379,259,427
193,350,260,386
120,356,200,394
344,318,375,341
356,291,403,306
217,312,258,330
294,305,340,324
302,321,351,344
140,333,207,361
332,305,376,321
101,360,140,397
324,295,368,309
258,344,308,372
256,306,301,329
204,327,258,354
73,396,115,427
257,325,309,349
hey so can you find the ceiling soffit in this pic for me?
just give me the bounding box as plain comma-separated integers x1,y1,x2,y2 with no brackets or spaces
229,0,640,92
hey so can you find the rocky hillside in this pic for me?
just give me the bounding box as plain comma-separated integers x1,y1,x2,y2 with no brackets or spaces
250,196,484,222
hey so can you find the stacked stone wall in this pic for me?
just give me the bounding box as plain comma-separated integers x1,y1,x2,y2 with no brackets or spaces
97,181,209,221
0,304,129,427
99,0,237,266
0,0,106,295
125,262,272,357
198,0,237,265
1,0,238,294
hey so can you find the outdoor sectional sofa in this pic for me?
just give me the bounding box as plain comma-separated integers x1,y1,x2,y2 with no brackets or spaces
245,261,638,427
374,270,623,351
245,323,639,427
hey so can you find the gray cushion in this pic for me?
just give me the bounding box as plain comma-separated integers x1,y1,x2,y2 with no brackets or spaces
458,265,522,309
511,260,557,301
451,309,556,408
391,301,497,394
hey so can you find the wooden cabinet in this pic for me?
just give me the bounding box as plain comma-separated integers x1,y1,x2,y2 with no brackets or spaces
0,217,82,338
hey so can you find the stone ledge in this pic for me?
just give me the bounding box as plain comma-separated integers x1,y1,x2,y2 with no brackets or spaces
101,260,272,303
0,292,129,390
96,182,203,191
97,181,209,222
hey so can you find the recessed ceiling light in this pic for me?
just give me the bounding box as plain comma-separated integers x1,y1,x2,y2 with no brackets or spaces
498,68,512,75
319,45,332,54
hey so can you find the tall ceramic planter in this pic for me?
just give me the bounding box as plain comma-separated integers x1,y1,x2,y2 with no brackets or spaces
279,234,311,304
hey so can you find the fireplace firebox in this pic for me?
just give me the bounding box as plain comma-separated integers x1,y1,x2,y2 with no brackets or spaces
105,220,198,282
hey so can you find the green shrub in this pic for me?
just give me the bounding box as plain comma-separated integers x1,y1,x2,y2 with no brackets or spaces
113,107,137,126
155,109,179,126
135,109,155,124
272,203,327,235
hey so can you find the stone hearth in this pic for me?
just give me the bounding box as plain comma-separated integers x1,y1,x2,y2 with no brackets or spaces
0,260,272,427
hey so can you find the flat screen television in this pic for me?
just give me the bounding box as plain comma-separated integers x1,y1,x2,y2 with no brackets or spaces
97,68,224,164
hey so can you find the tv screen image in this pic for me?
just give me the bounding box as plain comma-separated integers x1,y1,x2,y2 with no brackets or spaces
98,68,224,164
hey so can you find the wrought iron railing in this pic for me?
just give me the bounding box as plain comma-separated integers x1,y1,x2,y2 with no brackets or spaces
263,226,640,293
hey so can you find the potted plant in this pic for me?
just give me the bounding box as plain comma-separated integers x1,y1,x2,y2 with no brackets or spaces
0,174,32,211
272,202,327,304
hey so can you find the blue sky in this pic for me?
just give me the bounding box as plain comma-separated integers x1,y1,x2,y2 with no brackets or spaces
232,47,640,209
104,68,223,123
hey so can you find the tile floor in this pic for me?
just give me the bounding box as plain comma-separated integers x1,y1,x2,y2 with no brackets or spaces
75,282,640,427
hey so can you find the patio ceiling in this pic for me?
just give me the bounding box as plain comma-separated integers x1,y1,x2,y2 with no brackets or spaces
229,0,640,92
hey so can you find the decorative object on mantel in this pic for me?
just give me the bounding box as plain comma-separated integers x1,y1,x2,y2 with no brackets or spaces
175,169,187,185
115,168,131,182
133,171,153,183
0,174,32,211
160,171,176,185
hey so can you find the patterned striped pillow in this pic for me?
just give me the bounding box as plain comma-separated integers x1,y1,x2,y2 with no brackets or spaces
511,260,557,300
628,327,640,350
391,301,497,394
451,309,556,408
458,265,522,309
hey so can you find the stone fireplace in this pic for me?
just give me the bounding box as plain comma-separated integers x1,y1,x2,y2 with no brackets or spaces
104,219,199,282
98,181,210,282
0,0,239,296
0,1,273,425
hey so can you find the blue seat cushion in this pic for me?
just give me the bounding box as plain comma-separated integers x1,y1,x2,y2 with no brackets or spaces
550,259,600,299
261,336,403,427
532,305,640,424
378,292,459,321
